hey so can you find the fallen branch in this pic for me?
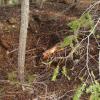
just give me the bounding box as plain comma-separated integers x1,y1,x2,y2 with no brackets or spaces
31,8,77,22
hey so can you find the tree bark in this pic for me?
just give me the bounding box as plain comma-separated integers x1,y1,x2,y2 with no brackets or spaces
18,0,29,83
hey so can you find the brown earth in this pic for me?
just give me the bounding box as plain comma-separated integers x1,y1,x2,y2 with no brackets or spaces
0,0,99,100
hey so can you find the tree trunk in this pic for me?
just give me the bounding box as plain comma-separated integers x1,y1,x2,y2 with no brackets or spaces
18,0,29,83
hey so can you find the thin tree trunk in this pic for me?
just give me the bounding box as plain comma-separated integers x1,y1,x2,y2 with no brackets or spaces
18,0,29,83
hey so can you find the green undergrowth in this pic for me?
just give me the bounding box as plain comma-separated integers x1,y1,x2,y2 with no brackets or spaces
73,81,100,100
52,12,94,81
8,71,36,84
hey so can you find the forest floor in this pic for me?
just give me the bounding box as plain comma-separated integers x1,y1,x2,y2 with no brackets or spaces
0,0,99,100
